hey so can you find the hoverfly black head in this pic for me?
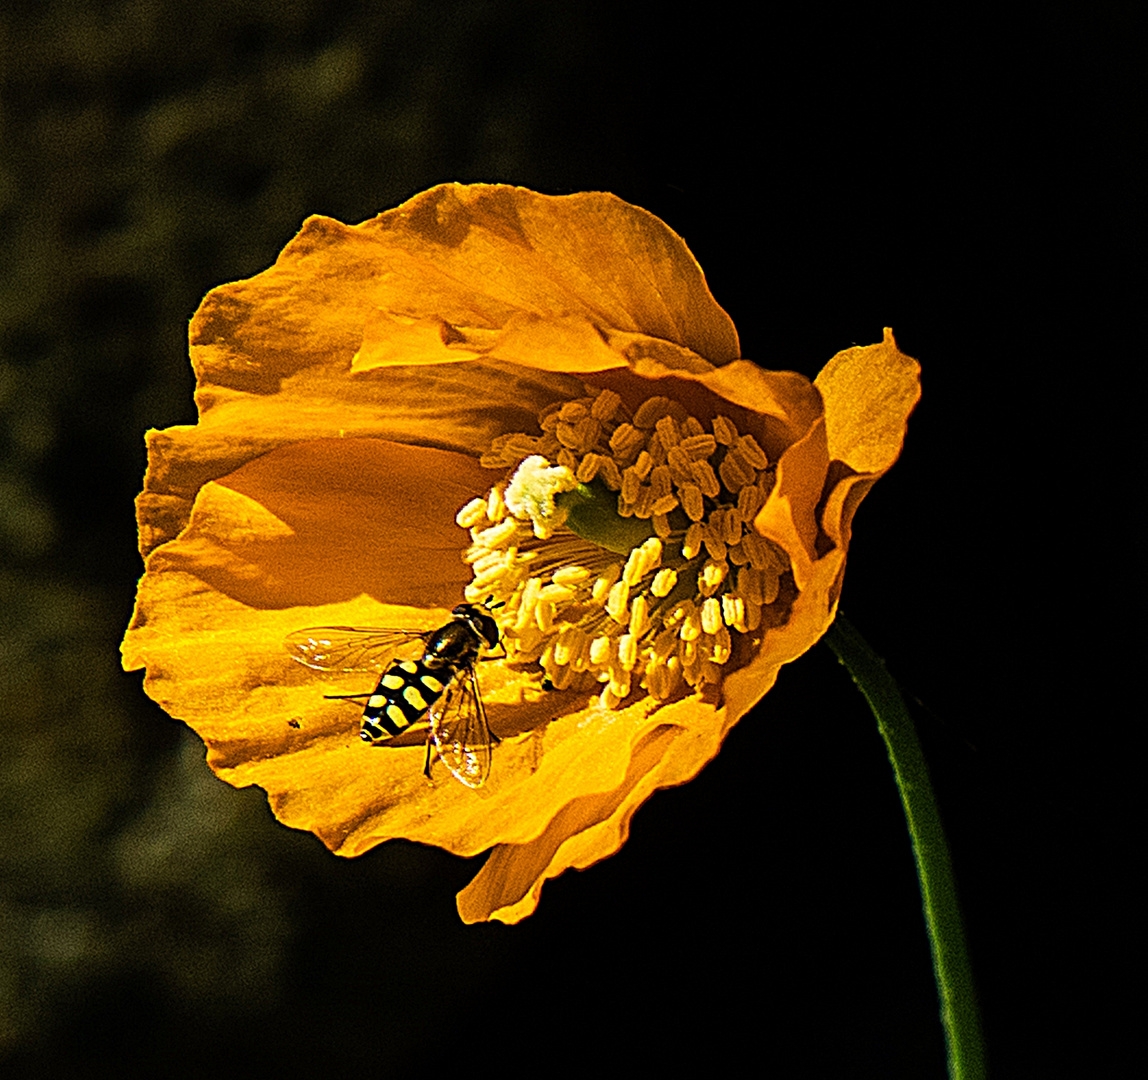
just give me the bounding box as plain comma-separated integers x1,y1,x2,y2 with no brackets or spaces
451,602,501,650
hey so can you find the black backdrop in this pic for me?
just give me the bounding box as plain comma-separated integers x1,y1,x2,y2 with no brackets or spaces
0,2,1136,1076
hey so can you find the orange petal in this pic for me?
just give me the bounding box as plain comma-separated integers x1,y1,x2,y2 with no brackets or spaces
816,328,922,557
347,185,741,374
815,327,922,475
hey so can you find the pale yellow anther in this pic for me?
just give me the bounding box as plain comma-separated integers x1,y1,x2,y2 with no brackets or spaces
736,433,769,469
649,464,672,497
589,635,612,665
515,576,543,630
633,395,676,428
737,482,765,522
591,564,621,604
666,445,694,484
538,583,576,604
622,547,645,587
708,626,732,664
617,633,638,671
723,509,743,546
651,567,678,598
609,423,644,460
471,549,506,574
536,597,557,633
737,565,763,605
718,452,752,494
639,536,663,571
552,564,591,586
689,459,720,498
608,669,630,699
702,527,728,561
701,597,722,636
598,457,622,490
456,498,488,528
713,415,739,446
722,593,745,628
681,432,717,460
743,599,763,631
474,518,519,549
606,579,630,624
654,414,680,449
591,387,622,421
679,606,702,642
487,485,508,522
698,558,728,596
554,627,585,667
680,482,704,522
620,467,641,506
558,401,589,422
576,453,601,483
683,522,703,559
628,595,650,638
470,560,509,593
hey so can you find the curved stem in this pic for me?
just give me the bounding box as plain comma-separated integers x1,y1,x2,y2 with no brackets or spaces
824,613,985,1080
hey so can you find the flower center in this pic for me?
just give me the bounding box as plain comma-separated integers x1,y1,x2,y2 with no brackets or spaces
456,386,793,708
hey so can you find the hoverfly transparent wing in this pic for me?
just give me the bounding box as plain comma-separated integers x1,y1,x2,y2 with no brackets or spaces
428,665,495,789
284,627,430,673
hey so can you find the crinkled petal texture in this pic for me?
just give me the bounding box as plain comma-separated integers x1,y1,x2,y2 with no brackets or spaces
122,184,920,923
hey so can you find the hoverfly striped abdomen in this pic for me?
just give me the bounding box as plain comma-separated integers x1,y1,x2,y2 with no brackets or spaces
361,658,452,742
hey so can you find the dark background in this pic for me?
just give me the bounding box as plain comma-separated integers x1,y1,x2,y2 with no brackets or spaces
0,2,1136,1076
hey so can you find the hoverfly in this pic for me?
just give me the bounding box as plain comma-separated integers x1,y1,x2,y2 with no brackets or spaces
285,602,501,789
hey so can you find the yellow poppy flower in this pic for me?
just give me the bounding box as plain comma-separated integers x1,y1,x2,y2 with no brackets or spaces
121,183,920,924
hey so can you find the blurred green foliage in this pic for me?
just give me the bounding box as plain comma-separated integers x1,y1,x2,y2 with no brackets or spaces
0,0,582,1066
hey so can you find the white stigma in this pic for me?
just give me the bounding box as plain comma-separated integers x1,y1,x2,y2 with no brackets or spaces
504,455,578,539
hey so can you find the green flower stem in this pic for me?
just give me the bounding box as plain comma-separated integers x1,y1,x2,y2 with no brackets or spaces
824,613,985,1080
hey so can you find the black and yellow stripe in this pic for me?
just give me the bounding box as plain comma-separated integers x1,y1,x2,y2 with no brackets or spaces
360,660,449,744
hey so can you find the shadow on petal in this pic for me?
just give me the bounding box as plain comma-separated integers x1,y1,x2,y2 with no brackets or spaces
149,439,499,612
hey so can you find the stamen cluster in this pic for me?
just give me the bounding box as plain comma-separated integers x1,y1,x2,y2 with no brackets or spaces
457,387,793,709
